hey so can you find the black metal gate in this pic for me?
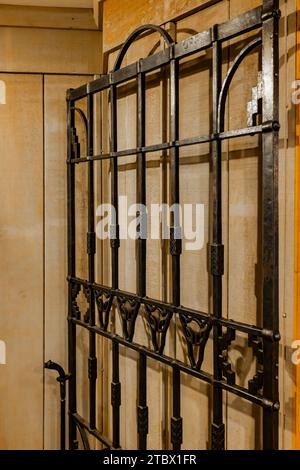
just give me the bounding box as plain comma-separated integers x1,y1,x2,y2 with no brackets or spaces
64,0,280,450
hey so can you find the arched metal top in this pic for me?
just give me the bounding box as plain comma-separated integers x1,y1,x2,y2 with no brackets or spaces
113,24,174,72
217,36,262,133
73,107,88,155
74,107,88,136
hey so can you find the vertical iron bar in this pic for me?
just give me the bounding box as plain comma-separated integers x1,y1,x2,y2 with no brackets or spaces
110,85,120,289
110,82,121,449
137,67,146,297
211,28,225,451
60,381,66,450
170,57,181,307
87,93,97,430
136,69,148,449
171,366,182,450
169,55,183,450
67,94,77,449
111,340,121,448
44,361,69,450
261,0,280,450
137,352,148,449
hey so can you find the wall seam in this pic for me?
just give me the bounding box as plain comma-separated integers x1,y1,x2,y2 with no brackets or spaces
42,73,46,451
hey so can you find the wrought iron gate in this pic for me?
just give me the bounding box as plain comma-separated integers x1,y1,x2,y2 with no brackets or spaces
65,0,280,450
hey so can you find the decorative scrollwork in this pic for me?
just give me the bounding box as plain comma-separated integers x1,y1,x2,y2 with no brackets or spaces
71,282,81,319
218,327,236,386
94,289,113,330
247,71,262,127
71,283,90,322
248,334,264,396
82,285,90,323
179,314,212,370
143,305,173,355
116,296,140,341
71,282,90,321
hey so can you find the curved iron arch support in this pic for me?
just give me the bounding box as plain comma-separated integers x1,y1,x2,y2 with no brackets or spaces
74,107,88,155
217,36,262,133
76,422,91,450
113,24,174,72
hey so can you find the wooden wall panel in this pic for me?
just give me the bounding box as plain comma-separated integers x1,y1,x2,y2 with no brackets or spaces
0,74,44,449
0,1,102,449
0,4,97,30
0,28,101,74
103,0,219,52
43,75,93,450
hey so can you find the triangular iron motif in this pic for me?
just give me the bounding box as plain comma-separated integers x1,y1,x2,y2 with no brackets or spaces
179,314,212,370
144,305,173,355
116,296,140,341
95,289,113,330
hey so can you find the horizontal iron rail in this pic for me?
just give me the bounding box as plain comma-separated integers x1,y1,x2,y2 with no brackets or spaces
68,6,262,102
68,276,280,410
70,316,279,411
68,276,280,341
67,125,265,164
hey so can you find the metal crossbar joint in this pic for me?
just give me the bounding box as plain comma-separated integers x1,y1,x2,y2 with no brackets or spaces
211,24,219,42
262,328,281,341
262,2,281,22
66,88,74,102
262,120,280,133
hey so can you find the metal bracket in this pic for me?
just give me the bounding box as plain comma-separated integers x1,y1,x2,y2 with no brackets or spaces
44,361,70,450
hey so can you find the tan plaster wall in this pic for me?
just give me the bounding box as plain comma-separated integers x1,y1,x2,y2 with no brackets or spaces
0,5,101,449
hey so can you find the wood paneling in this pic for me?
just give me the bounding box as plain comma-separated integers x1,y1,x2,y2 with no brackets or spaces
0,4,97,30
0,3,102,449
43,75,92,450
103,0,216,52
294,0,300,451
0,28,101,74
0,74,44,449
1,1,93,8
